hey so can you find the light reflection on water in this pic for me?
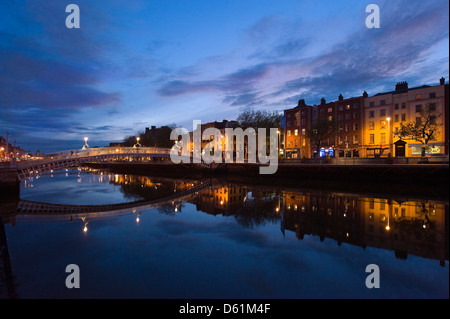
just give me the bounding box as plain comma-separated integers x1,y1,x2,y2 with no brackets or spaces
1,168,448,299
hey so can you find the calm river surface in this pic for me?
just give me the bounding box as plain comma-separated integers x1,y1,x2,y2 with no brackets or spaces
1,168,448,298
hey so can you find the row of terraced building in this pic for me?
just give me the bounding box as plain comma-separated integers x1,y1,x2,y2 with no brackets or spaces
283,77,449,159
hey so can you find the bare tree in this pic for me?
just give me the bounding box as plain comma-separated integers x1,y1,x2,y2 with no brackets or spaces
395,103,442,158
306,116,336,156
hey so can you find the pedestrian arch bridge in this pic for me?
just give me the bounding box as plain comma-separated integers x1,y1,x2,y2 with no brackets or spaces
15,147,209,181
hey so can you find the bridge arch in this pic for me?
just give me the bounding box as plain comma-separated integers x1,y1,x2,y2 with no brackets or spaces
17,179,211,217
15,147,210,181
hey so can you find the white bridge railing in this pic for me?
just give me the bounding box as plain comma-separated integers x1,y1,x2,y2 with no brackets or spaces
14,146,212,180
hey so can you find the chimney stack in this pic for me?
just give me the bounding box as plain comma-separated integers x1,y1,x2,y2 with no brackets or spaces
395,81,408,92
298,99,306,107
338,94,343,101
440,77,445,85
320,98,326,105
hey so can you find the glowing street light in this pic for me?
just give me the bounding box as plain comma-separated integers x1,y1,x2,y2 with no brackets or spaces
133,136,142,148
82,137,89,150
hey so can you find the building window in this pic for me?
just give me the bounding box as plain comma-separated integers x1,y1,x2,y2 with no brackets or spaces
328,107,333,113
380,109,386,117
353,103,359,108
369,134,375,144
415,105,422,112
301,119,306,125
302,139,306,147
294,129,298,136
415,94,422,100
354,135,359,144
346,104,351,110
328,115,333,122
429,92,436,98
287,130,291,136
354,123,359,131
345,113,351,120
287,121,291,127
369,121,375,130
301,128,306,135
338,114,343,120
394,103,399,110
430,116,436,125
369,101,375,107
338,136,343,144
345,124,350,132
338,105,343,111
401,103,406,109
429,103,436,111
380,120,387,129
394,114,399,122
380,133,386,144
401,113,406,122
353,113,358,119
380,100,386,106
369,111,375,118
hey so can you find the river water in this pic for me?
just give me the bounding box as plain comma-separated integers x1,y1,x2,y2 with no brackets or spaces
1,168,448,299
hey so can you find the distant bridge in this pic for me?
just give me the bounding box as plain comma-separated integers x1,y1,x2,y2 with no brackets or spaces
13,147,210,181
16,179,211,218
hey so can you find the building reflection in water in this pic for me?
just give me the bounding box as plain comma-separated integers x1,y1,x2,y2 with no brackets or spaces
281,190,448,266
26,168,448,266
2,170,448,299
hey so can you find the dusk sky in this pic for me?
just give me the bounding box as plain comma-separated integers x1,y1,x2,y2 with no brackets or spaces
1,0,448,153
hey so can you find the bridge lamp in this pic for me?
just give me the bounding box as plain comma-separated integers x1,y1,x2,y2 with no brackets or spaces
82,137,89,150
134,136,142,148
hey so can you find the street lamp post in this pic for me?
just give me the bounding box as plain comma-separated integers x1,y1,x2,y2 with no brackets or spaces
133,136,142,148
277,130,281,158
386,117,391,156
82,137,89,150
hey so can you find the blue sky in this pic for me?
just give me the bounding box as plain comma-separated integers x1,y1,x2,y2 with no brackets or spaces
1,0,448,152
